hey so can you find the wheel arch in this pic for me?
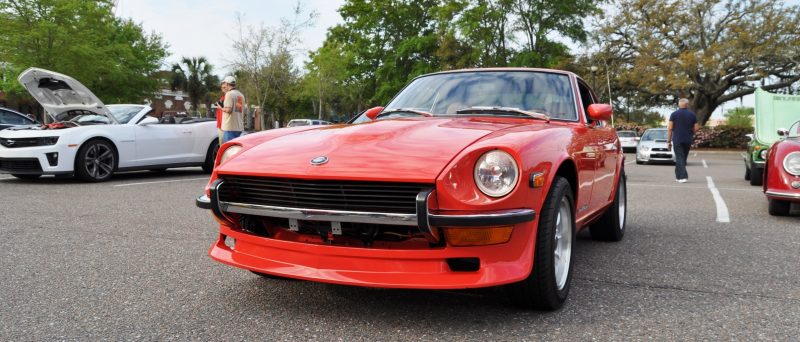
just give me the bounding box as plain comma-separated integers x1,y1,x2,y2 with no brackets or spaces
75,136,120,170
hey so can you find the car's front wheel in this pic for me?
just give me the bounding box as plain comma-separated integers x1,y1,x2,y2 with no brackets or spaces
744,164,751,181
507,176,574,310
749,166,763,186
590,170,626,241
11,174,41,180
768,199,791,216
75,139,117,182
202,140,219,174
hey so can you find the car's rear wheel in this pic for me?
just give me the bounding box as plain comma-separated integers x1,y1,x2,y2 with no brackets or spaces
749,166,763,186
768,199,791,216
202,140,219,174
11,174,41,180
507,176,574,310
590,170,626,241
75,139,117,182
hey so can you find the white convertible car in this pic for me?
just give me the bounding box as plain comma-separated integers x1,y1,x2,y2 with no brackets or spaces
0,68,219,182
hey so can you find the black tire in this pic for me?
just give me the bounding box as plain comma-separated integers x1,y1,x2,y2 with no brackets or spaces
11,174,41,180
635,160,643,165
202,140,219,174
506,177,575,310
749,166,763,186
74,139,117,182
768,199,791,216
590,170,626,241
744,164,751,181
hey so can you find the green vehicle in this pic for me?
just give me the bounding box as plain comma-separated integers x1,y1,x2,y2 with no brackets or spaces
746,89,800,185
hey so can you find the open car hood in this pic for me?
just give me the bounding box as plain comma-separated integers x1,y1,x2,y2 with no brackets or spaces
17,68,117,123
754,88,800,144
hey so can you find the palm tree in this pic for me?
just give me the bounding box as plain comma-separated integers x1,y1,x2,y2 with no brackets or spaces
170,57,219,116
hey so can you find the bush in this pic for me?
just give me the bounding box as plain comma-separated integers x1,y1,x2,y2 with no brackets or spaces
693,126,753,149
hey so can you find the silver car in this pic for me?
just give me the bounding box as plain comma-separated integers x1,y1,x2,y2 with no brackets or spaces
636,128,676,164
616,130,639,152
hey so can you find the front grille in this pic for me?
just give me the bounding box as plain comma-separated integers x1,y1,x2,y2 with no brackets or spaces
0,137,57,148
652,147,670,152
218,176,430,214
0,158,42,172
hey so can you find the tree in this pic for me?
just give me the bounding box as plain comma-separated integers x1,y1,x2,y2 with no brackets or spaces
0,0,168,103
302,42,353,120
229,3,316,128
170,57,219,115
724,107,754,128
598,0,800,125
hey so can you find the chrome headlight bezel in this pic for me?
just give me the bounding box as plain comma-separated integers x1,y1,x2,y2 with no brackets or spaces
217,144,243,167
783,152,800,176
473,150,519,198
759,149,768,160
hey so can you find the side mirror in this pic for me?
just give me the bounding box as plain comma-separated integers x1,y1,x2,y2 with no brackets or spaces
745,133,754,141
138,116,159,126
587,104,612,122
777,128,789,137
364,106,384,121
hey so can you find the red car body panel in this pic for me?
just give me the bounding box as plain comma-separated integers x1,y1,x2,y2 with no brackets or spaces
201,68,624,289
764,137,800,203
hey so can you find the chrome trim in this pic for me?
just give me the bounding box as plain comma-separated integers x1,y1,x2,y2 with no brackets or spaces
765,190,800,200
221,201,419,226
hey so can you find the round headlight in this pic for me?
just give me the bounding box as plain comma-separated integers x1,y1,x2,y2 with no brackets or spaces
640,146,650,151
784,152,800,176
759,149,768,160
218,144,243,166
474,150,519,198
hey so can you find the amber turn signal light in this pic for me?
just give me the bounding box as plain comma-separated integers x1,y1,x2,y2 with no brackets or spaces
443,226,513,246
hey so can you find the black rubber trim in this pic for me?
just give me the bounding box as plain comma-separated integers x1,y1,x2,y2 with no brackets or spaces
196,195,211,209
209,179,226,220
415,189,436,241
429,209,536,227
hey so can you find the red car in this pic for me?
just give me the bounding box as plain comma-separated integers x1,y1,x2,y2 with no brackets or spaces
764,119,800,216
196,68,627,310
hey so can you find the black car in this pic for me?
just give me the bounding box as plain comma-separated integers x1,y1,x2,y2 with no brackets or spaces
0,107,37,130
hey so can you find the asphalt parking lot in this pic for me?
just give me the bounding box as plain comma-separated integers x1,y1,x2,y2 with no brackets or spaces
1,151,798,340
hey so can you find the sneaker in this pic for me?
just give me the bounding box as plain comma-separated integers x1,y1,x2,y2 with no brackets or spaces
678,179,688,183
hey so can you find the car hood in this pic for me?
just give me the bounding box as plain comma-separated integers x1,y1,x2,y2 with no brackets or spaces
639,140,669,148
18,68,116,123
217,118,528,183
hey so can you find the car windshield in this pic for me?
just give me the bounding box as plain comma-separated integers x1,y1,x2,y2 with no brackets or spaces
287,120,309,127
789,120,800,138
109,105,144,124
641,129,667,141
384,71,578,120
617,131,636,138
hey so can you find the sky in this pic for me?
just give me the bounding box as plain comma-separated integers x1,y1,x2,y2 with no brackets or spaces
117,0,781,119
115,0,345,76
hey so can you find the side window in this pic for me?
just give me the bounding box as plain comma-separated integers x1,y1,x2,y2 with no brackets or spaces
577,81,595,123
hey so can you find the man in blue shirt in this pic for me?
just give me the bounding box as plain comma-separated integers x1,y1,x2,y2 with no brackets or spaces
667,98,700,183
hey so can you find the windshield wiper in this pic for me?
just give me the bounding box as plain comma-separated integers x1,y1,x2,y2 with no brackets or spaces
456,106,550,122
376,108,433,119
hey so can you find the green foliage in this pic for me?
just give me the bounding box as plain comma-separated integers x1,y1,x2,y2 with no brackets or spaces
306,0,603,115
597,0,800,125
0,0,169,104
171,57,219,115
724,107,754,128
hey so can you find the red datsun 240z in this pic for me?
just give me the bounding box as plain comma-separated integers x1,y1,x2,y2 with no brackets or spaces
763,119,800,216
197,68,627,310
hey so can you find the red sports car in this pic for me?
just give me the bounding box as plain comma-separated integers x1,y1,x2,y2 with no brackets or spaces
196,68,627,310
764,119,800,216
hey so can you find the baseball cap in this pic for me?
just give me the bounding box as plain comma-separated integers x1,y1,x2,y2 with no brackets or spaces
222,76,236,85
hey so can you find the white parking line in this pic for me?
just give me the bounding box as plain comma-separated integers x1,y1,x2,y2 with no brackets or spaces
702,160,708,168
113,177,209,187
693,152,698,157
706,176,730,223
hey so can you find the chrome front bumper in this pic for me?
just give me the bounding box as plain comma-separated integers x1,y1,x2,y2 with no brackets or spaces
196,179,536,243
